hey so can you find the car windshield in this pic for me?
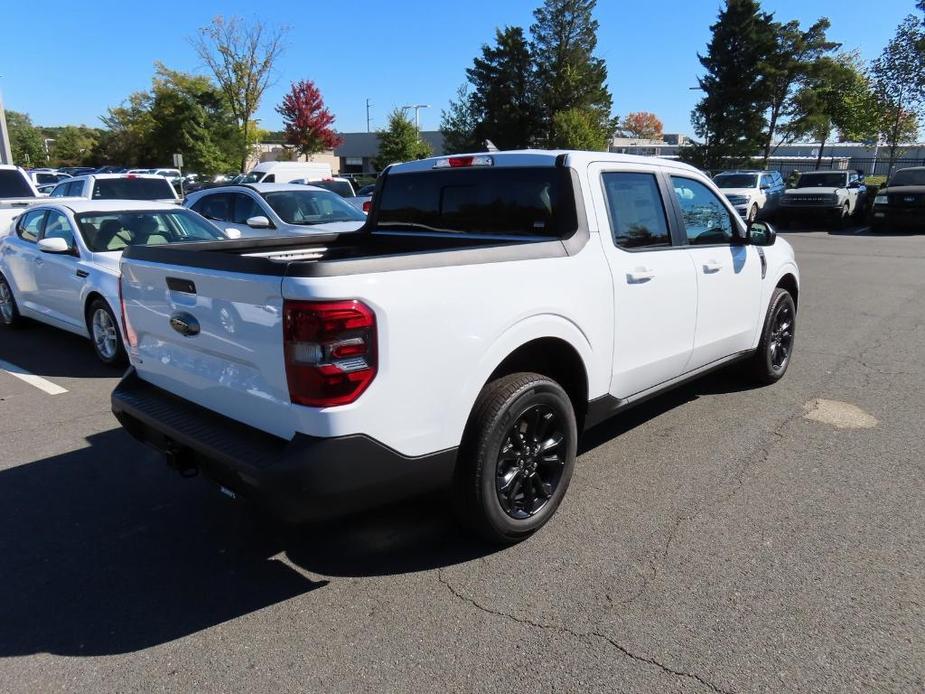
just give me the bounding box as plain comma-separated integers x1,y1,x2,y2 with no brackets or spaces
261,190,367,225
376,167,577,237
713,174,757,188
310,180,355,197
92,177,176,200
798,172,848,188
75,210,226,252
0,170,36,198
888,169,925,186
241,171,264,184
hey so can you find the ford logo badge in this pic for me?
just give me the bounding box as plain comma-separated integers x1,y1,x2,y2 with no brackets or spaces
169,312,200,337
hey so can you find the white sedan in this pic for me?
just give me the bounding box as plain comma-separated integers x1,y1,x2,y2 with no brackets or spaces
0,200,231,364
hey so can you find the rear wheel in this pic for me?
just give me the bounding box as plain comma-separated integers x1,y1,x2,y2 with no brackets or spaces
454,373,577,544
0,273,23,328
749,288,796,384
88,299,126,365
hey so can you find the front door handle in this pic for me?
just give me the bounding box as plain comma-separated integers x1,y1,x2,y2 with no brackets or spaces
33,257,44,266
626,268,655,283
702,261,722,273
76,269,89,278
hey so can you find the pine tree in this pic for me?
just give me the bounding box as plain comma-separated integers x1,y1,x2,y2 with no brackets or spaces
530,0,614,147
440,85,482,154
689,0,776,170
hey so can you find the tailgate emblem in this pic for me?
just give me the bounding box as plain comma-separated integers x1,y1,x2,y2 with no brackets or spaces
169,312,200,337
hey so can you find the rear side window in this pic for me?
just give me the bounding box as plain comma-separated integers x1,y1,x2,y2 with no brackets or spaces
376,167,577,237
92,178,174,200
601,172,671,249
192,193,232,222
51,182,70,197
18,209,46,242
0,170,35,198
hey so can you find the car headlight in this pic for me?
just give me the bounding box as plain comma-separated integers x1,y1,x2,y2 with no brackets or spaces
874,194,888,205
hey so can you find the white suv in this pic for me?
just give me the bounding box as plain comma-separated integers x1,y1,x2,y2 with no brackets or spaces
713,170,785,223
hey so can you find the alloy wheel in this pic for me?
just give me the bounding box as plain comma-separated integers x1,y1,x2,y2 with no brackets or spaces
92,308,118,360
496,404,568,520
769,303,794,370
0,280,13,324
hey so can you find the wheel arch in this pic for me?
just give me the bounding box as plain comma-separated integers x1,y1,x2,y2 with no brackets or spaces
775,272,799,311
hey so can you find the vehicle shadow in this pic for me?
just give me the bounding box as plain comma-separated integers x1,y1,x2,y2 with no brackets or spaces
0,427,494,657
828,225,921,237
0,320,119,379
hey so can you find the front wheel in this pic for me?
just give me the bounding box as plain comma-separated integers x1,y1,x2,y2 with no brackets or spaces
88,299,126,365
0,273,24,328
749,288,796,384
454,373,578,544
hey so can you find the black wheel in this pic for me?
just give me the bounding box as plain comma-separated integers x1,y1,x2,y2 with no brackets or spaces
749,288,796,384
0,273,24,328
454,372,578,544
87,299,126,365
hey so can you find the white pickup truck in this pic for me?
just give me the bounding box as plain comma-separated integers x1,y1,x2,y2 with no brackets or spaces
112,151,800,543
1,165,46,235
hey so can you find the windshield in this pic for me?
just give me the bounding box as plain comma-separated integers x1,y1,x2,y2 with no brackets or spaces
376,167,576,237
92,177,176,200
241,171,265,184
310,180,355,197
797,172,848,188
261,190,367,225
0,170,36,198
713,174,757,189
75,209,226,252
888,169,925,186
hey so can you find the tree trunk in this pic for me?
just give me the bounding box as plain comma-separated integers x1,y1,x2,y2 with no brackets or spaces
240,120,250,173
763,110,779,166
816,137,826,168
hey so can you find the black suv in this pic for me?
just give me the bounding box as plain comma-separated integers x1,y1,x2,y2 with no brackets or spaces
871,167,925,232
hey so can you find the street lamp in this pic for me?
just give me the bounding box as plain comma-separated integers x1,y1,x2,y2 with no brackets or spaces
400,104,431,130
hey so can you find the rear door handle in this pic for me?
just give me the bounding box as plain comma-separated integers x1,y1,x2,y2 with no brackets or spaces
76,269,89,278
626,268,655,283
33,256,43,266
702,261,722,273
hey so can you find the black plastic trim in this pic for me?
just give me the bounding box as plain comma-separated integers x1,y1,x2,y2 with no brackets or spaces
111,370,457,522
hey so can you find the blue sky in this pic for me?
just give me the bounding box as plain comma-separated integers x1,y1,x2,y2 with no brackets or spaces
0,0,917,135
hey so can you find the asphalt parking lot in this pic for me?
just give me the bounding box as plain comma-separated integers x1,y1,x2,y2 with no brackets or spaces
0,227,922,693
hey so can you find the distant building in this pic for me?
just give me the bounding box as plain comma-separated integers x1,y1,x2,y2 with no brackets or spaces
335,131,445,174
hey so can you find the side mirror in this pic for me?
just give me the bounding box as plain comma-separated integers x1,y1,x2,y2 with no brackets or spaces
747,221,776,247
848,180,861,189
37,237,73,254
246,215,271,229
224,228,242,239
760,183,771,190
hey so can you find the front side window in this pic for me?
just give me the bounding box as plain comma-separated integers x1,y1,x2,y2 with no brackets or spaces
671,176,737,246
601,172,671,249
231,193,264,224
50,182,70,197
42,211,77,250
18,209,46,242
262,190,367,226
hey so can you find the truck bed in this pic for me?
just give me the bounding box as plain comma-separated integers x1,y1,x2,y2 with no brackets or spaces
122,230,574,277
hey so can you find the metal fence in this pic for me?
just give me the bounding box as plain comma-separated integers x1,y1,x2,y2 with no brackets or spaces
766,156,925,179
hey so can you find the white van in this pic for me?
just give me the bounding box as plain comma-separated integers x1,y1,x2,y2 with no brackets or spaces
241,161,333,184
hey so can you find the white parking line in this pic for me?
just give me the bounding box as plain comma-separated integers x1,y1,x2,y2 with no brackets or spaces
0,358,68,395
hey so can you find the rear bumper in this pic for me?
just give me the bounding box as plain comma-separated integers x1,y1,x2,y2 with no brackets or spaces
111,370,457,522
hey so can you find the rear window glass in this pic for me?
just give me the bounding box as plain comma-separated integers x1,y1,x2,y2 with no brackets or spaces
376,167,577,237
92,178,175,200
0,170,36,198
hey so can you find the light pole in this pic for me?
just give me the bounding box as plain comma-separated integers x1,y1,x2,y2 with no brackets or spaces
0,75,12,165
400,104,431,130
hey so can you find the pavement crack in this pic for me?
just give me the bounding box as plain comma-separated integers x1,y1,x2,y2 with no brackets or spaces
437,570,733,694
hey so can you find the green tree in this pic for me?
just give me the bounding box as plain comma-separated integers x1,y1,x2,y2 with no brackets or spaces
871,15,925,169
550,107,610,150
466,26,539,149
98,91,156,166
530,0,615,147
376,109,431,169
759,18,839,163
191,16,288,171
51,126,98,166
5,111,46,167
689,0,777,170
440,85,482,154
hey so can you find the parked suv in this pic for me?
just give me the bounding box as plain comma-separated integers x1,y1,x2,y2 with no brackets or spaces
113,151,800,543
870,166,925,232
713,170,785,222
779,170,866,227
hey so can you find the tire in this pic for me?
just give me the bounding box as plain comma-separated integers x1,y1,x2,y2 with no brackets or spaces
838,203,850,229
87,298,126,365
453,372,578,544
749,288,796,385
0,273,24,328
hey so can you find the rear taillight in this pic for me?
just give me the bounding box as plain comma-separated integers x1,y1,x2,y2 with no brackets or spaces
118,276,138,348
362,200,371,213
283,300,377,407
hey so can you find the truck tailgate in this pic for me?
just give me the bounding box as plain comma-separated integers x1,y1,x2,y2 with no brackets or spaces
120,259,295,439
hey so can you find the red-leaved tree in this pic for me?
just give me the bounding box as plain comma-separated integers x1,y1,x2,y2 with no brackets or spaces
620,112,664,140
276,80,342,157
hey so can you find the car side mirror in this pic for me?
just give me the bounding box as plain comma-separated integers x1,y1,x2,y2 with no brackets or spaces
848,180,860,189
760,183,770,190
224,228,242,239
246,215,271,229
747,221,776,247
37,237,73,254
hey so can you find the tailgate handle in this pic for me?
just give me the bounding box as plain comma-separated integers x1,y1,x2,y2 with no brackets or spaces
166,277,196,294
